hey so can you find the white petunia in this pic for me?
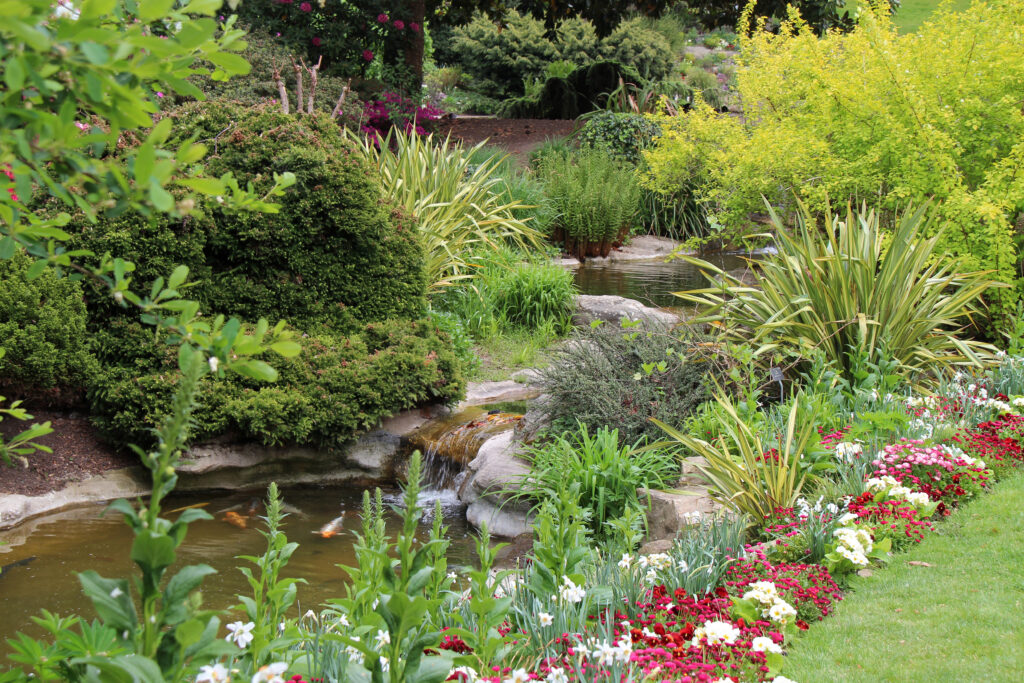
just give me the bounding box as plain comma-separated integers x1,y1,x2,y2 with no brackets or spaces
196,663,229,683
225,621,255,649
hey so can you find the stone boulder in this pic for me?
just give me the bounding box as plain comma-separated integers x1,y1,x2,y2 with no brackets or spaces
458,431,536,537
573,295,680,328
639,487,718,542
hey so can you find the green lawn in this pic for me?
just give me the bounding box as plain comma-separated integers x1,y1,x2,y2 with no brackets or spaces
849,0,973,32
784,471,1024,682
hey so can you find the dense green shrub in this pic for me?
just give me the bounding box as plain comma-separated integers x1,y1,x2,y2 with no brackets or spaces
554,17,601,64
576,112,661,164
0,250,99,406
540,149,640,258
89,319,464,449
600,18,676,82
538,325,722,444
683,66,726,111
450,11,557,100
69,101,428,333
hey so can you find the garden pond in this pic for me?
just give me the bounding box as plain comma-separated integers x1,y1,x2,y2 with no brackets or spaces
572,252,754,308
0,485,479,653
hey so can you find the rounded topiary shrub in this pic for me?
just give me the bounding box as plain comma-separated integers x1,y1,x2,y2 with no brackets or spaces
69,101,428,333
600,19,675,82
0,250,99,406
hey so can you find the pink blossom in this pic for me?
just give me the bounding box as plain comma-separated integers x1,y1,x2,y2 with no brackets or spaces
377,13,388,23
155,91,165,98
312,37,322,46
362,49,374,61
299,2,312,11
393,19,405,30
409,22,420,33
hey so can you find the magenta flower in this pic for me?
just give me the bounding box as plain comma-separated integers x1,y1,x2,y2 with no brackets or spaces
312,37,322,46
393,19,405,30
377,13,388,23
155,91,165,98
362,49,374,61
300,2,312,11
409,22,420,33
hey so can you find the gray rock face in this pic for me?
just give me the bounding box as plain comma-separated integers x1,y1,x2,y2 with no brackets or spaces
458,431,537,537
458,380,540,409
466,499,534,538
573,295,680,328
0,467,149,530
639,487,718,542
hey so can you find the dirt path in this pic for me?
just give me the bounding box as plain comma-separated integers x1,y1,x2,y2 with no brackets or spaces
439,117,579,163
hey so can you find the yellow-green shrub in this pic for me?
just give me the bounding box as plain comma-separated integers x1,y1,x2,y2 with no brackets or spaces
643,1,1024,329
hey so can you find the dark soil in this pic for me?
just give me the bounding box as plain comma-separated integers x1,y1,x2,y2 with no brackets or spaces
438,117,579,163
0,411,133,496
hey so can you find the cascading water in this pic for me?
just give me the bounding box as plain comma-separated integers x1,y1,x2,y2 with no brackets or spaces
407,406,524,511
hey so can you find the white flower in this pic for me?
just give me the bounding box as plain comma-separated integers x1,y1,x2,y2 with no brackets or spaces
751,636,783,654
700,620,740,646
838,512,858,526
504,669,530,683
766,598,797,624
303,609,317,620
225,621,255,649
374,629,390,648
197,663,229,683
379,657,390,672
109,587,124,598
558,576,585,604
538,612,554,627
590,640,617,666
613,635,633,663
545,668,568,683
251,662,288,683
208,356,219,373
618,553,633,570
773,677,798,683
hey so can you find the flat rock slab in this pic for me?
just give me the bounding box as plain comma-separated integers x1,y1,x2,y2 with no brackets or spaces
458,380,541,409
574,295,680,328
0,467,149,530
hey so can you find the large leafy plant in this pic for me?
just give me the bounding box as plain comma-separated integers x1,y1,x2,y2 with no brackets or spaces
675,203,999,384
351,131,544,291
654,393,822,522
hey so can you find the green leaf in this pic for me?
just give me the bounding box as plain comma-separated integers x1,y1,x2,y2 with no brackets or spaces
163,564,216,606
231,359,278,382
269,340,301,358
79,0,118,18
183,0,222,15
3,57,24,90
69,654,163,683
167,264,189,291
204,51,251,75
0,236,16,260
137,0,176,22
149,181,174,212
130,531,177,574
77,572,137,631
80,42,110,66
177,177,225,195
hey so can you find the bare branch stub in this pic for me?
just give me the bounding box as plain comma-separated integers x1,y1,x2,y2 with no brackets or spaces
272,61,290,115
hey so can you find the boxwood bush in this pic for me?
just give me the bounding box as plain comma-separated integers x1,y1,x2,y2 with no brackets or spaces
69,101,428,333
0,250,99,406
89,319,464,449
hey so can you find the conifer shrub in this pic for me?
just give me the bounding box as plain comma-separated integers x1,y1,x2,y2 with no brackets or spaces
0,250,99,406
70,101,428,333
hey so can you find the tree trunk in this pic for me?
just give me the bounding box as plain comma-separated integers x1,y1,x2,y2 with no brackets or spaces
404,0,426,89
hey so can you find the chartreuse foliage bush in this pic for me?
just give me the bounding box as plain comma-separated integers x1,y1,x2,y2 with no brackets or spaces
677,203,999,384
643,1,1024,329
0,249,98,404
450,11,558,100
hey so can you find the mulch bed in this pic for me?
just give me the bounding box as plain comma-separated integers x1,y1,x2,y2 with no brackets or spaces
438,117,579,163
0,411,133,496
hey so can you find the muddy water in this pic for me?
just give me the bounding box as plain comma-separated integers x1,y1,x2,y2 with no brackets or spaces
0,485,477,651
572,252,753,308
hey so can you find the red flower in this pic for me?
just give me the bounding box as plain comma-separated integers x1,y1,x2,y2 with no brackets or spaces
409,22,420,33
299,1,311,10
393,19,405,30
377,13,388,22
362,49,374,61
311,37,322,46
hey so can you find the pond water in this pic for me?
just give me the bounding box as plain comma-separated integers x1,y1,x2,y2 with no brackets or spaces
0,485,478,652
572,252,754,309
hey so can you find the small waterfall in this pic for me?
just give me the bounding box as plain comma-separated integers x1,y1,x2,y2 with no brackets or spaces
411,408,523,509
